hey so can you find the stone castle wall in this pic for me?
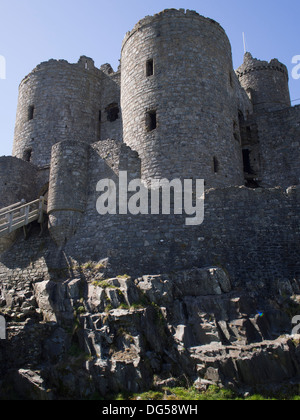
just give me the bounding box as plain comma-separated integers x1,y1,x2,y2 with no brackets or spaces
60,183,300,285
240,105,300,188
0,157,38,207
0,157,38,254
255,106,300,188
0,185,299,291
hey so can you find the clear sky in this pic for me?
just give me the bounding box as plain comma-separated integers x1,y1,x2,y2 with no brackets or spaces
0,0,299,157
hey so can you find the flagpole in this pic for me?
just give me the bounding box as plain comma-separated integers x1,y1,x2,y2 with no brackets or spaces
242,32,247,54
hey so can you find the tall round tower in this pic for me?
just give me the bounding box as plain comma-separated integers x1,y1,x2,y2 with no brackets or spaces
13,56,102,168
236,53,291,113
121,9,245,187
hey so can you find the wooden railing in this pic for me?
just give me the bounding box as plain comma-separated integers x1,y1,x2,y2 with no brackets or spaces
0,197,47,238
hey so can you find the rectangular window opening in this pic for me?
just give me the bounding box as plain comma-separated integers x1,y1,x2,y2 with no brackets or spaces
28,105,35,121
213,156,219,173
146,59,154,77
146,110,157,132
242,149,254,174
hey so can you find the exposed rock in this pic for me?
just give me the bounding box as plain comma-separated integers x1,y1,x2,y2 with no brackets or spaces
33,281,57,322
0,266,299,399
171,267,232,297
11,369,54,400
136,275,173,305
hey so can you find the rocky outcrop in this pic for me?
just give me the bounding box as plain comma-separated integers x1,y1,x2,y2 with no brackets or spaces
0,265,299,399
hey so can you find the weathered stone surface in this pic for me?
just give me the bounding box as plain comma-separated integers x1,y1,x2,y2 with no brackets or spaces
136,275,172,305
33,281,57,322
12,369,54,401
172,267,232,297
0,263,299,399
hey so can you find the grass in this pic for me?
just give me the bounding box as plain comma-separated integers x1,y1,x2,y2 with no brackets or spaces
111,385,300,401
92,280,117,288
81,261,106,271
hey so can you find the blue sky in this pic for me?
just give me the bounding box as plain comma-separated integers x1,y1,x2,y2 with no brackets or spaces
0,0,299,157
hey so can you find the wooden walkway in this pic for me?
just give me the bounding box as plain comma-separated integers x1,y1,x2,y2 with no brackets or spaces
0,197,47,237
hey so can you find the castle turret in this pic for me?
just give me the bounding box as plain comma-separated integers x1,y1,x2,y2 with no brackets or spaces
47,140,89,247
12,57,122,169
121,9,245,187
12,57,102,168
236,53,291,113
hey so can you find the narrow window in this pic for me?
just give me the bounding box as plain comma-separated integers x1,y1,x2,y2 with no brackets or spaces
233,120,239,142
146,59,154,77
23,148,32,162
28,105,35,121
98,110,102,140
105,103,119,122
213,157,219,173
242,149,253,174
146,110,157,132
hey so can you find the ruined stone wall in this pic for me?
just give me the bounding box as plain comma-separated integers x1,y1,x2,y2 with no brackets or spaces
121,9,248,188
99,66,122,143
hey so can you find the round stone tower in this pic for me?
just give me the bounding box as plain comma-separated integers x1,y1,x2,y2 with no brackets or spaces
236,52,291,113
47,140,89,247
121,9,245,187
13,57,102,168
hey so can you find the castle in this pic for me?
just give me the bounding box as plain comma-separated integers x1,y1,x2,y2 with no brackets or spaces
0,8,299,399
0,8,299,279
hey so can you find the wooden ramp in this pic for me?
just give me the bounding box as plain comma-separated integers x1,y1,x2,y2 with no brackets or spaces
0,197,47,238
